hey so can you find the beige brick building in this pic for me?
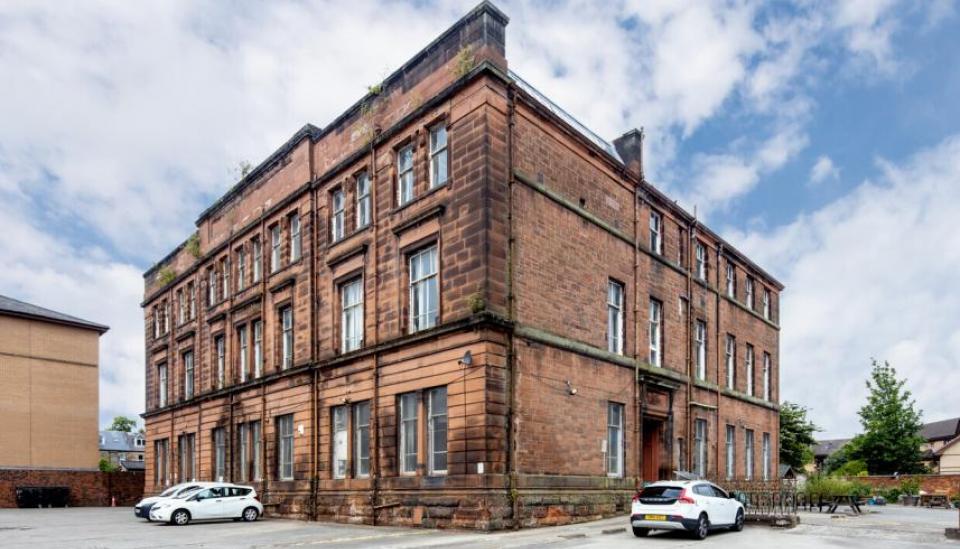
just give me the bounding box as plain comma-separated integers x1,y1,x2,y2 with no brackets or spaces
142,2,782,529
0,295,108,470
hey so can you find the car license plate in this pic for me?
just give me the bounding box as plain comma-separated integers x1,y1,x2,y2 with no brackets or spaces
645,514,667,521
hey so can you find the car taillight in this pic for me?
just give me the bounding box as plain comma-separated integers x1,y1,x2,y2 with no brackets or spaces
254,494,260,501
677,488,696,505
632,493,640,503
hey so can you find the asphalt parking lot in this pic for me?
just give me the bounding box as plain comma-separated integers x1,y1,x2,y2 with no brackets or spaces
0,504,957,548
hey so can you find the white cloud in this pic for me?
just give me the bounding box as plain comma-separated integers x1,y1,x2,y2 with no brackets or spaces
810,155,841,184
728,134,960,437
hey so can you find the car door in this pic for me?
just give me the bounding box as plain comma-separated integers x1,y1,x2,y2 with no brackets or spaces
189,488,225,519
693,484,714,517
227,487,256,517
710,485,735,525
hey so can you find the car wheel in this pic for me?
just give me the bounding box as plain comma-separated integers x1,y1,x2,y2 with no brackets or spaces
171,509,191,526
731,509,744,532
242,507,260,522
632,526,649,537
692,513,709,540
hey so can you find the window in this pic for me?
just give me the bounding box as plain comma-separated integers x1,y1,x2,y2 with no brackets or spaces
694,419,707,478
290,212,301,262
341,278,364,353
409,245,439,333
356,172,371,229
746,277,755,309
332,406,348,479
726,261,736,297
280,307,293,369
677,438,685,472
271,225,282,273
649,210,662,255
188,281,196,319
725,425,735,480
238,325,249,383
695,241,707,280
331,190,345,242
695,320,707,380
177,289,186,325
354,401,370,478
427,387,448,475
221,257,230,297
763,288,771,320
429,124,448,188
725,335,736,389
252,238,262,283
178,433,195,482
157,362,168,408
762,432,771,481
277,414,294,480
215,335,225,389
213,427,226,481
399,393,418,475
397,144,414,205
208,267,216,306
649,299,663,367
251,420,262,481
763,352,771,401
163,301,169,334
238,423,249,481
607,402,624,478
253,320,263,377
237,247,246,292
154,439,169,486
745,429,755,480
678,228,686,267
183,351,194,400
607,281,624,355
153,306,160,338
745,345,755,396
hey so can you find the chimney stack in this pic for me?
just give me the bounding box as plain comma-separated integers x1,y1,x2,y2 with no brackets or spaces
613,128,644,179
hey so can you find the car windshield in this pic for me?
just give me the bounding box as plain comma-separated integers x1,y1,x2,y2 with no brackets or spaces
158,486,181,497
174,487,202,499
639,486,683,498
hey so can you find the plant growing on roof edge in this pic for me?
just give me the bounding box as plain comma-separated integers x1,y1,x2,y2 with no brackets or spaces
452,45,476,78
156,266,176,286
467,292,485,313
186,233,201,258
367,82,383,95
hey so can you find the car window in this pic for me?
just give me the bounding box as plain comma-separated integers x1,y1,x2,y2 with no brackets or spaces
638,486,683,498
227,487,251,497
693,485,712,496
175,487,201,499
711,486,728,498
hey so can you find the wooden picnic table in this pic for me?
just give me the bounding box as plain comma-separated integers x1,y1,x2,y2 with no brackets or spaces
920,493,950,508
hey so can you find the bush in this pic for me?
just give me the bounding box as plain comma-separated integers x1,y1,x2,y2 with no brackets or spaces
98,458,118,473
881,487,902,501
835,459,868,477
899,478,921,496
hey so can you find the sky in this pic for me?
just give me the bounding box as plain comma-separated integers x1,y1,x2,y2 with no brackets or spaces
1,0,959,438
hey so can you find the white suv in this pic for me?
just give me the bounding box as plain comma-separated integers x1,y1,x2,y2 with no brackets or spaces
148,483,263,526
630,480,744,539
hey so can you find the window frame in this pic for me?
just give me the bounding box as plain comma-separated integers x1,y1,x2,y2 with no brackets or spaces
429,124,448,188
397,143,415,206
398,392,418,475
746,344,755,396
762,432,771,481
270,224,282,273
725,334,736,389
607,280,625,355
648,298,663,367
277,414,294,481
649,210,663,255
182,350,194,400
408,244,439,334
746,277,755,309
763,352,771,401
426,387,448,476
695,320,707,380
280,306,293,370
725,261,735,297
252,238,262,282
354,401,371,478
214,334,225,390
213,427,226,482
356,172,371,229
332,405,348,480
331,189,345,242
695,241,707,280
694,418,707,478
157,362,168,408
238,325,249,383
237,247,246,292
340,277,364,353
725,424,736,480
253,319,263,378
606,402,624,478
745,429,755,480
763,288,771,320
289,212,302,262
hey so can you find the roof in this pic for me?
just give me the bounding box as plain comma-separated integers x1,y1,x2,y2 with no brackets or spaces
99,430,145,452
935,436,960,457
779,464,796,478
921,417,960,442
120,459,145,472
0,294,109,334
812,438,851,458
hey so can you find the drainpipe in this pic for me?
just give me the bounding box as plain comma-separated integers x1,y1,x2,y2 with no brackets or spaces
506,82,519,529
370,134,382,525
715,243,723,480
309,154,319,521
686,215,696,473
634,186,642,486
258,208,269,504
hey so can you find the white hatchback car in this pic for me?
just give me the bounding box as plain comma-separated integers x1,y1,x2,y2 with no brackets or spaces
630,480,744,539
148,483,263,526
134,482,218,520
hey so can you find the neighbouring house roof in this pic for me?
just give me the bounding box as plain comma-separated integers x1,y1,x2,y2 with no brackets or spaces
935,435,960,457
921,417,960,442
779,465,796,479
0,294,109,334
99,431,145,453
812,438,851,458
119,459,145,472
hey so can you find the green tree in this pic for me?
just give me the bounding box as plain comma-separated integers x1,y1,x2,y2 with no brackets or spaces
848,359,926,474
779,401,820,468
98,458,118,472
108,416,138,433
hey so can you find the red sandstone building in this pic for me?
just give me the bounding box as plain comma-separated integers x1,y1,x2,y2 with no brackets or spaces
141,2,781,529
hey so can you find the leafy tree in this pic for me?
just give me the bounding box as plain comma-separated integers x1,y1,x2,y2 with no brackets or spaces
823,440,855,474
848,359,926,474
779,401,819,468
108,416,138,433
98,458,118,473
